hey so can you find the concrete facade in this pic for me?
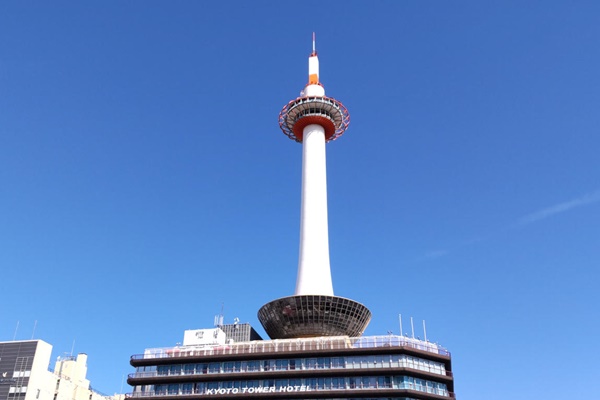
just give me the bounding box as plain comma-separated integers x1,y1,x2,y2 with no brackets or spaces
0,340,122,400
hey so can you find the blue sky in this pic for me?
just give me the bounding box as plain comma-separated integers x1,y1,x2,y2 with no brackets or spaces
1,1,599,399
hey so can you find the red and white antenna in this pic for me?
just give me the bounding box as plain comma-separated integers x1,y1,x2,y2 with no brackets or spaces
307,32,321,89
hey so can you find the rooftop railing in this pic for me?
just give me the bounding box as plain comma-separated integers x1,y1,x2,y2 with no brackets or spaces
131,335,450,361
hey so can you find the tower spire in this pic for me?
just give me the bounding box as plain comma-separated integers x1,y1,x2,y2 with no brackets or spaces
307,33,321,88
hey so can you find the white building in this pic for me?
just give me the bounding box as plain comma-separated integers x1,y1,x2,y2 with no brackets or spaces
0,340,123,400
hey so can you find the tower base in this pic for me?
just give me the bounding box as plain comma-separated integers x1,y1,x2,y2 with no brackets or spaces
258,295,371,339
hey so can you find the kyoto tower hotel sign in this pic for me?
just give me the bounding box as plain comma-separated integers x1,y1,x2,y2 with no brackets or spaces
258,35,371,339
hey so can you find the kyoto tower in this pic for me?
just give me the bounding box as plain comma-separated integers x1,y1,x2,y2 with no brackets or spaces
258,35,371,339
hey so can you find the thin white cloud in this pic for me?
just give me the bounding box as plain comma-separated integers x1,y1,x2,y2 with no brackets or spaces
417,190,600,262
423,249,449,259
516,190,600,226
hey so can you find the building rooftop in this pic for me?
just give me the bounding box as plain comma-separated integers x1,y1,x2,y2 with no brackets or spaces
131,334,449,362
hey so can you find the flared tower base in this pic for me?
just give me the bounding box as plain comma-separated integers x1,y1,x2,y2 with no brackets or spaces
258,295,372,339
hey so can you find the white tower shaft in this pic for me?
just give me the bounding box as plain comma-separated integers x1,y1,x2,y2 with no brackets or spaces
295,123,334,296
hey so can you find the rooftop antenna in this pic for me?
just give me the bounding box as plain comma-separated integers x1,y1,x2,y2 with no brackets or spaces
423,319,428,342
13,321,19,340
31,320,37,339
312,32,316,55
70,340,75,356
410,316,415,339
214,303,224,327
398,314,403,337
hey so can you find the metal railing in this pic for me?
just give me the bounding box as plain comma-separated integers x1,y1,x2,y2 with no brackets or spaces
131,335,450,361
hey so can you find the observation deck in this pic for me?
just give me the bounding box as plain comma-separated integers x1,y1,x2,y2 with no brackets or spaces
258,295,371,339
279,96,350,143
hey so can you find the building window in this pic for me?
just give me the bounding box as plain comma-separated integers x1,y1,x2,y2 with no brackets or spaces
187,375,447,396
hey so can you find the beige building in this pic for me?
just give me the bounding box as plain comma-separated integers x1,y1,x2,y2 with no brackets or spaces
0,340,122,400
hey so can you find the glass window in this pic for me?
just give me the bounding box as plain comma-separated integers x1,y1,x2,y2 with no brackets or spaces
361,376,371,388
167,384,179,394
289,378,301,387
275,379,286,389
367,356,376,368
157,366,169,375
247,361,260,371
223,362,234,372
222,381,233,389
182,383,193,394
316,357,331,369
275,360,287,370
331,357,344,369
183,364,194,374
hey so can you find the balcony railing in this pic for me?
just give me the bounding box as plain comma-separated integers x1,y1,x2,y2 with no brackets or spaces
131,335,450,361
